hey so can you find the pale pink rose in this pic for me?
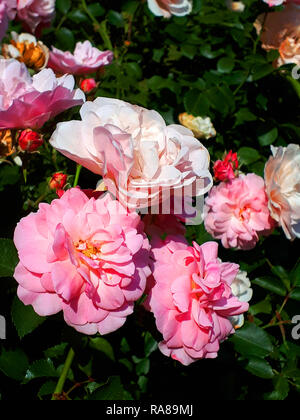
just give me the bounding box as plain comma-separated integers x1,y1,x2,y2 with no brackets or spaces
16,0,55,34
254,3,300,67
0,58,85,130
204,174,275,250
146,239,249,365
13,188,151,335
264,144,300,240
147,0,192,17
48,41,114,76
50,97,213,211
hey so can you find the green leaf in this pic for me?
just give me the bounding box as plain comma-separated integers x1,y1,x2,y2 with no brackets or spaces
265,376,290,400
0,349,29,381
89,376,131,400
25,359,58,382
56,0,71,15
56,27,75,51
291,259,300,287
249,300,272,316
44,343,68,359
246,357,275,379
68,10,88,24
144,332,158,357
184,89,210,116
258,127,278,147
0,238,18,277
0,165,21,191
87,3,105,17
271,266,290,291
107,11,124,27
11,297,45,339
252,276,286,297
290,288,300,302
38,381,56,399
217,57,235,74
238,147,261,165
231,322,274,358
89,337,115,362
251,64,275,81
136,358,150,376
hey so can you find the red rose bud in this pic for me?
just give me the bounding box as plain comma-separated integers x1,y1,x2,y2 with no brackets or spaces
213,150,238,182
18,129,43,152
49,172,68,191
80,78,97,93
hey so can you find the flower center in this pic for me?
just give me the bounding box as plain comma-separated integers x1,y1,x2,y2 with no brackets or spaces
75,240,102,260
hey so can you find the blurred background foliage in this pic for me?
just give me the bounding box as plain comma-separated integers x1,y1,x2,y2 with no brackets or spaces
0,0,299,401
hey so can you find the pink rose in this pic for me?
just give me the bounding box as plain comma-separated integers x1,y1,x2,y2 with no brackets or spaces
204,174,275,250
146,238,249,365
16,0,55,34
50,97,213,211
254,3,300,67
13,189,151,335
264,144,300,240
48,41,114,76
0,58,85,130
147,0,192,17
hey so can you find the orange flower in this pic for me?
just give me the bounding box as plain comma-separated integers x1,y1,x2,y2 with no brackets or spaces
0,129,14,158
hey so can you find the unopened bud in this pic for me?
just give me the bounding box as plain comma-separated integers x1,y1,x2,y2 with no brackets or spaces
80,78,97,93
49,172,67,191
18,129,43,152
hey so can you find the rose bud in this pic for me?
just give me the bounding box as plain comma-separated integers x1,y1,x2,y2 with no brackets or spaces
80,78,97,93
213,150,238,182
18,129,43,152
49,172,67,191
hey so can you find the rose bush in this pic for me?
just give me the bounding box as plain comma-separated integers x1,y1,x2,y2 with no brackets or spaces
0,0,299,403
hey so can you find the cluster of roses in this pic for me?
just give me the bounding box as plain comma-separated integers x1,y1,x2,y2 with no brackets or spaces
205,146,300,250
1,0,299,367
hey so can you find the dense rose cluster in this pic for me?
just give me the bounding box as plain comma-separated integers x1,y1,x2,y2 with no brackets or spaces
0,0,297,370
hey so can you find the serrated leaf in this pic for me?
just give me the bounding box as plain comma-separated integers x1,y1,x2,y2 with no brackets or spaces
11,297,45,339
44,343,68,359
265,376,290,400
89,376,131,400
231,322,274,358
25,359,58,382
0,238,18,277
